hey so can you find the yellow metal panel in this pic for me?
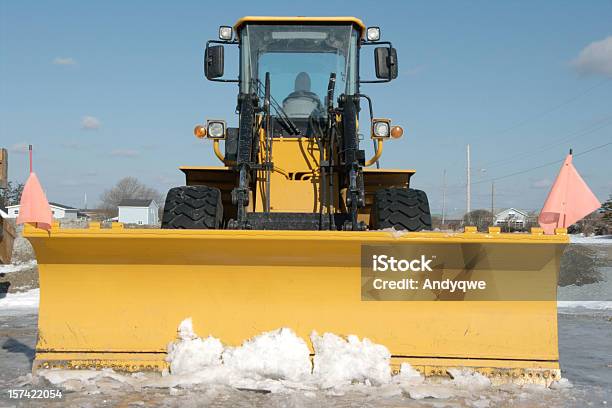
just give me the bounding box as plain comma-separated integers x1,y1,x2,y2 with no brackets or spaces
26,225,567,375
234,16,366,36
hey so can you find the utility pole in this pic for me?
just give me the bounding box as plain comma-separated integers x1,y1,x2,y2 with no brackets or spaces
491,181,495,224
466,144,471,223
442,169,447,225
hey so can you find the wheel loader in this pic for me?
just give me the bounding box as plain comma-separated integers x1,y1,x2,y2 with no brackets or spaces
25,17,568,384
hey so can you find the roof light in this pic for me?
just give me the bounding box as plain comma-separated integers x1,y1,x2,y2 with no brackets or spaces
218,26,233,41
366,27,380,42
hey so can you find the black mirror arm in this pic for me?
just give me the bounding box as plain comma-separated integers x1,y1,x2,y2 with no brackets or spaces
205,40,240,83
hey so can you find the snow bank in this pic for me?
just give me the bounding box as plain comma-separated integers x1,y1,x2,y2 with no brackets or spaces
569,234,612,244
0,260,37,274
166,318,223,375
0,288,39,310
223,328,311,382
39,318,577,403
448,368,491,390
557,301,612,310
310,332,391,387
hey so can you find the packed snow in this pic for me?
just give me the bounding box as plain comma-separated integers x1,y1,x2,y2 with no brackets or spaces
557,300,612,310
33,317,576,403
0,288,39,310
569,234,612,244
311,331,391,387
0,260,37,274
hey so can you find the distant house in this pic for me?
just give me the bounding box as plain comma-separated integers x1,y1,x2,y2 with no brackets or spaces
117,199,159,225
494,208,529,229
0,205,8,219
4,202,79,220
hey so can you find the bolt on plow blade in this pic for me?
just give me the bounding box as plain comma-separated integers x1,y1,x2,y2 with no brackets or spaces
25,224,567,384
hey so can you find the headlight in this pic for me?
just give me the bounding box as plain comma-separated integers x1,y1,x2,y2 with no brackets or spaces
207,120,226,139
366,27,380,42
372,119,390,138
218,26,233,41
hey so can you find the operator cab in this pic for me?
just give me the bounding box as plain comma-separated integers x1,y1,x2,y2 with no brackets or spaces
238,20,360,136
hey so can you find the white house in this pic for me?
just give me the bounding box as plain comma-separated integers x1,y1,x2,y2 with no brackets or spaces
494,208,529,229
117,199,159,225
4,202,79,220
0,205,8,219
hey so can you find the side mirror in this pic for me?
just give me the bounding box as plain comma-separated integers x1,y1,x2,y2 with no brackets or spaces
204,45,224,79
374,47,398,80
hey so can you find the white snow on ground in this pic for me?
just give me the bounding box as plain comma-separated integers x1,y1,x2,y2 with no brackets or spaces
223,327,311,382
166,318,223,375
0,260,37,274
0,288,39,310
34,317,573,403
310,331,391,387
569,234,612,244
557,301,612,310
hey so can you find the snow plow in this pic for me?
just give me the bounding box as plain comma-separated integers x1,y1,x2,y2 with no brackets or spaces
25,17,568,384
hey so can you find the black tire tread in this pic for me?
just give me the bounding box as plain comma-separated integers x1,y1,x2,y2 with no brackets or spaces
161,186,223,229
371,188,432,231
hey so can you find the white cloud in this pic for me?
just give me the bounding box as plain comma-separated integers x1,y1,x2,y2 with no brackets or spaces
531,178,552,189
53,57,77,65
572,36,612,77
110,149,139,157
81,116,101,130
9,143,29,154
405,64,426,76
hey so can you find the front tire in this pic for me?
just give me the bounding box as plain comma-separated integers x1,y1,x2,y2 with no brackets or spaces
161,186,223,229
371,188,432,231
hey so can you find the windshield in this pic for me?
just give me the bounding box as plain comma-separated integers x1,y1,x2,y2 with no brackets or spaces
240,24,359,119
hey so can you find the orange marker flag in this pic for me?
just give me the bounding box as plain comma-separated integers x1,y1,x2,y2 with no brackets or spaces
15,145,53,232
538,151,601,234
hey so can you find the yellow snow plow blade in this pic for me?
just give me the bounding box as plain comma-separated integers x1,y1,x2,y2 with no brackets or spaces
25,224,567,384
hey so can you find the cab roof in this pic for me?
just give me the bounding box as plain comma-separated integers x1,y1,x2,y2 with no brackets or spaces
234,16,366,38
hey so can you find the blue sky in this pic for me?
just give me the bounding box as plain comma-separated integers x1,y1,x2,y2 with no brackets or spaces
1,0,611,215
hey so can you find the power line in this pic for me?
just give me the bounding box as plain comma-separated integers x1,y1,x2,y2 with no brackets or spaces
471,140,612,186
477,113,612,170
490,78,611,138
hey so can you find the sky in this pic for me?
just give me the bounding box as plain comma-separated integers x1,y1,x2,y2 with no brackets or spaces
1,0,611,216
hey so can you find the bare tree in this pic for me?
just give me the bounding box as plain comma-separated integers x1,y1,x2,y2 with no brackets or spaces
0,181,24,206
463,209,493,232
99,177,163,217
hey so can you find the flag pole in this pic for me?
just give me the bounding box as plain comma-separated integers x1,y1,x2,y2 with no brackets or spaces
29,145,33,173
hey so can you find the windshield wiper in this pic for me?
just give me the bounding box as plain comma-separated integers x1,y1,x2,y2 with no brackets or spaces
256,78,300,136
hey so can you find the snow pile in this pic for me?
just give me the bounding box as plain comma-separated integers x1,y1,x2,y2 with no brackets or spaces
310,331,391,387
557,301,612,310
166,318,223,375
0,260,37,274
549,378,573,389
395,362,424,385
448,368,491,390
223,327,311,382
40,318,567,403
0,288,39,310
